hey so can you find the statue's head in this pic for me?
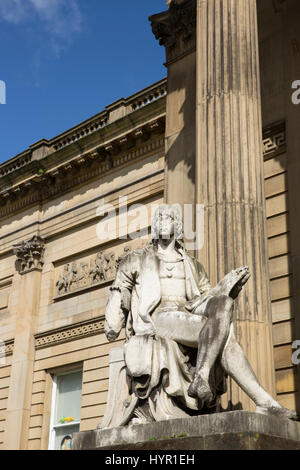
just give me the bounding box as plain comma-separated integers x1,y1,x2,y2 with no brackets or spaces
151,204,183,243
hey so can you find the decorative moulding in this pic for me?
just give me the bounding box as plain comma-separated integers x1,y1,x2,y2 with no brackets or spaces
0,339,14,357
0,131,165,220
34,317,105,350
150,0,196,65
263,123,286,159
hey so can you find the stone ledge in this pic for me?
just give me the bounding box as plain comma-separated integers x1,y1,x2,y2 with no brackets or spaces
72,411,300,450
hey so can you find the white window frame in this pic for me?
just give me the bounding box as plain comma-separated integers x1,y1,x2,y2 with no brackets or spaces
48,369,82,450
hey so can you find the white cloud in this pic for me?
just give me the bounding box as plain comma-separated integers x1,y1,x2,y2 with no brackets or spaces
0,0,83,49
29,0,82,37
0,0,29,24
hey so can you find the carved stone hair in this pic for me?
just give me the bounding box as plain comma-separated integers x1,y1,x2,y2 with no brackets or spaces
151,204,183,242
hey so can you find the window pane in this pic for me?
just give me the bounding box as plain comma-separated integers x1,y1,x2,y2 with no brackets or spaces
54,424,79,450
55,371,82,424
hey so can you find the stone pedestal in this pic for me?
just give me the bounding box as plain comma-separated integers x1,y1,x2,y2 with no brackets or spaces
72,411,300,450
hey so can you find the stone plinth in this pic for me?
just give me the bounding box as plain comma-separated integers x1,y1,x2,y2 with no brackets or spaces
72,411,300,450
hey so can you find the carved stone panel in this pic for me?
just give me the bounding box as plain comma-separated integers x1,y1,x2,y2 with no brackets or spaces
55,247,132,298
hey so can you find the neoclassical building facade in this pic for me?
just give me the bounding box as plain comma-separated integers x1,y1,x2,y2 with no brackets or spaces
0,0,299,449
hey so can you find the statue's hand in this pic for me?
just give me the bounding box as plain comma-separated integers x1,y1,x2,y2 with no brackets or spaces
106,329,119,342
229,266,251,299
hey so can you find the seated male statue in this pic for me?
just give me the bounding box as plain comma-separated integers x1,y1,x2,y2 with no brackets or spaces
102,204,297,427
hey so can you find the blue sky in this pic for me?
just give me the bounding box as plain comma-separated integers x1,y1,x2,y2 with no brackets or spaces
0,0,167,164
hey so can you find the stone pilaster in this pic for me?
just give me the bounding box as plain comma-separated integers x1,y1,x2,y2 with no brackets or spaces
6,236,45,449
196,0,276,409
150,0,197,241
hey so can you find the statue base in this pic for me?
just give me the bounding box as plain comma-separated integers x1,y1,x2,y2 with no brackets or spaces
72,411,300,450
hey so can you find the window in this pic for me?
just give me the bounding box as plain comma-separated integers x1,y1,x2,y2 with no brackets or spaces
48,369,82,450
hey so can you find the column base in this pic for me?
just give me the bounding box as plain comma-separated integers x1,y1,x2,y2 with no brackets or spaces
72,411,300,450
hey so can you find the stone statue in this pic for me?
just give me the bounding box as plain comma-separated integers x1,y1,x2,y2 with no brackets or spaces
102,204,298,428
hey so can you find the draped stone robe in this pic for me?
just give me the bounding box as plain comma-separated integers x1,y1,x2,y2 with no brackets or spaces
101,242,227,428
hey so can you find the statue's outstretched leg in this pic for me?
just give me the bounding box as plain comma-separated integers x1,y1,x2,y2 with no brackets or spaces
188,295,298,421
188,295,233,402
221,324,298,420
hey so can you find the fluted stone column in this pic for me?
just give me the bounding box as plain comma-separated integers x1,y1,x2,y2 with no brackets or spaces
196,0,276,410
6,236,44,449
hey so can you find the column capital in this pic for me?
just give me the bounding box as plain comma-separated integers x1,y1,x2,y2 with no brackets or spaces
149,0,196,66
13,235,45,275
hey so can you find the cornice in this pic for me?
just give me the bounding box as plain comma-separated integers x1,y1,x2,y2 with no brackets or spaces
0,131,165,221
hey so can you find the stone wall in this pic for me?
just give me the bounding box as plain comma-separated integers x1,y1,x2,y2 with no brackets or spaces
263,125,296,411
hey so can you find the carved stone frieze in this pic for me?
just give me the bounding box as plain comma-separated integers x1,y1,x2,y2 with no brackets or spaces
150,0,196,64
55,248,133,297
0,339,14,357
263,128,286,157
13,235,45,274
55,246,136,298
34,317,105,350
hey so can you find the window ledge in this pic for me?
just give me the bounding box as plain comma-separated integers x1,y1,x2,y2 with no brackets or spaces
53,421,80,429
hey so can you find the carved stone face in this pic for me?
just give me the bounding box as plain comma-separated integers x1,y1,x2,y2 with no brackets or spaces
151,204,183,242
158,210,175,239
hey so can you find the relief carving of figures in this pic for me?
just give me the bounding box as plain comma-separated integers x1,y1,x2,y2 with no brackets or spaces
78,263,90,288
56,264,71,294
69,262,79,291
103,253,116,280
55,249,122,296
90,251,106,283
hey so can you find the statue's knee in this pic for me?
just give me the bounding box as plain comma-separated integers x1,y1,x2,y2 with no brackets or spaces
208,295,233,320
220,295,233,319
215,294,233,310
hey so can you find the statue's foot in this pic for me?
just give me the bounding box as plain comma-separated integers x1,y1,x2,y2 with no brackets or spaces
188,376,213,404
256,405,299,421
